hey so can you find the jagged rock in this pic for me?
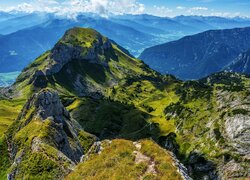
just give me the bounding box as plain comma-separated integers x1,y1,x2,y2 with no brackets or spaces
221,160,250,179
34,89,70,121
225,114,250,155
6,89,88,179
30,89,83,161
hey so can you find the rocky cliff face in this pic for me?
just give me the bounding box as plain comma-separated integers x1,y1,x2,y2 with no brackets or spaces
215,86,250,179
34,89,70,122
6,89,90,179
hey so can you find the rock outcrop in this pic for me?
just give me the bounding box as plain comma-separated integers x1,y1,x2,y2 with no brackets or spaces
7,88,87,179
34,89,70,122
215,86,250,179
44,28,112,75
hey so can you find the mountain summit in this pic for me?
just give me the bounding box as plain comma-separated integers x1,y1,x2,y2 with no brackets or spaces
11,27,156,98
45,27,112,75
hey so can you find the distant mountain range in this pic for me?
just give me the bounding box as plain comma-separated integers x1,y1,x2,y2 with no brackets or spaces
0,12,53,35
1,12,250,76
140,27,250,79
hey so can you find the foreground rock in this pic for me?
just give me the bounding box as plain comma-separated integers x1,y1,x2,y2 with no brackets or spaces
6,89,94,179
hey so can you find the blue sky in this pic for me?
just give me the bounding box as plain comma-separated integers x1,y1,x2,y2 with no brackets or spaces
0,0,249,17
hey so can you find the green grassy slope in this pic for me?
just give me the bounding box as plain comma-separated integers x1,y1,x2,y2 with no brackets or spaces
66,139,182,180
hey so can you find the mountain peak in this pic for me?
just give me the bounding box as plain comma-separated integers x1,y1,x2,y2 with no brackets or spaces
45,27,112,75
12,27,156,98
54,27,111,52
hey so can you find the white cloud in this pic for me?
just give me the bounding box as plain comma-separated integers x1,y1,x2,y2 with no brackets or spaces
186,6,209,15
37,0,59,5
176,6,186,10
1,0,145,18
210,12,241,17
189,7,208,11
6,3,34,13
150,5,173,17
0,0,246,18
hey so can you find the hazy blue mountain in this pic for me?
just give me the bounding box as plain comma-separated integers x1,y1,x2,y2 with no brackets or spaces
226,49,250,75
0,18,78,73
115,14,196,37
110,15,185,43
139,27,250,79
0,12,15,21
173,16,250,30
0,12,54,35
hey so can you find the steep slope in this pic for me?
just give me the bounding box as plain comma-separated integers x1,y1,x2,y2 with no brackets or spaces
4,88,96,179
166,72,250,179
0,27,249,180
0,12,15,22
139,27,250,79
226,49,250,75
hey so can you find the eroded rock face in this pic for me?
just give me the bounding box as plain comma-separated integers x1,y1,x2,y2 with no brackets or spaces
34,89,70,122
225,114,250,155
215,88,250,155
7,89,85,180
214,88,250,179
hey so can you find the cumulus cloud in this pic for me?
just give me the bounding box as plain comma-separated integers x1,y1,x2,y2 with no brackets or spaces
5,3,34,13
2,0,145,17
0,0,245,18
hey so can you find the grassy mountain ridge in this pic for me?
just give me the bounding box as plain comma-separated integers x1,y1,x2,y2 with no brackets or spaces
0,28,249,179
